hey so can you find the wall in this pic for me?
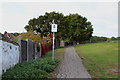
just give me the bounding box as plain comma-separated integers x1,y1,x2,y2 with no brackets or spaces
1,40,19,73
0,40,2,78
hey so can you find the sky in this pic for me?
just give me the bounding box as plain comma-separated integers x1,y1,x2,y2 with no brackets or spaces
0,0,119,38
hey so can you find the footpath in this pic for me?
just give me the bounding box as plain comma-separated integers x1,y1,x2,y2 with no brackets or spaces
53,46,91,78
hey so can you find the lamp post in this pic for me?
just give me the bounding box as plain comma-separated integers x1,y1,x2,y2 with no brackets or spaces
51,20,57,61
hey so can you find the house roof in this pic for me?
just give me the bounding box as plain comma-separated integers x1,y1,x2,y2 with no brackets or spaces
0,32,18,45
4,31,15,39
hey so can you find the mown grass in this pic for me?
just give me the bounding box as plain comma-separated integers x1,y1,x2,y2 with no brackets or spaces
75,41,119,78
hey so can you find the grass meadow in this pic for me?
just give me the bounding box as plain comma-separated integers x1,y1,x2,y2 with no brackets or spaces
75,41,119,78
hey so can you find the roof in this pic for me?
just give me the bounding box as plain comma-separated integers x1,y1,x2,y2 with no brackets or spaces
4,31,15,39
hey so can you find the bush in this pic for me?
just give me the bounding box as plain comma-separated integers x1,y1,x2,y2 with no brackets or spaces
2,51,59,79
90,36,108,43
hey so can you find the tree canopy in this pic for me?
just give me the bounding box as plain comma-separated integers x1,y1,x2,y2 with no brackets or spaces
24,11,93,43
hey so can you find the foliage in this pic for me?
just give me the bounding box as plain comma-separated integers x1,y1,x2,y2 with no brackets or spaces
2,51,59,79
17,31,52,45
110,37,117,41
24,11,93,43
10,32,20,37
41,35,52,45
107,37,119,42
12,38,19,43
17,31,42,43
116,37,120,40
75,41,118,78
64,14,93,42
25,11,64,37
90,36,108,43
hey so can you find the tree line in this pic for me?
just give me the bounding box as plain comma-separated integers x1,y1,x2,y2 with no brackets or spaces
11,32,119,44
89,36,120,43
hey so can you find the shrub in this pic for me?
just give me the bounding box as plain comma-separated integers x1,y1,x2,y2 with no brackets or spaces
2,51,59,79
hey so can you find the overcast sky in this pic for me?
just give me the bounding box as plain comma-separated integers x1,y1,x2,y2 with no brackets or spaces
0,1,119,37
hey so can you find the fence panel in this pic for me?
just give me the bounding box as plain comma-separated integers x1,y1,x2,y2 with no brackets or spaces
21,40,27,62
55,39,60,48
27,40,35,61
35,43,41,59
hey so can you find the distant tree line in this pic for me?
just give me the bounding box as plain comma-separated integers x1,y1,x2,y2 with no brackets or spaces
11,32,20,37
110,37,120,41
90,36,108,43
89,36,120,43
10,31,119,44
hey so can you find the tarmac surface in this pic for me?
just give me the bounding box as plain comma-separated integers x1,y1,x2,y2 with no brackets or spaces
54,46,91,78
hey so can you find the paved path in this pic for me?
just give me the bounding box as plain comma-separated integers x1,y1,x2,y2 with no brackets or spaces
54,46,91,78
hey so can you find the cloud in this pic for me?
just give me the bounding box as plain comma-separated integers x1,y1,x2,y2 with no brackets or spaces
80,2,118,37
0,2,118,37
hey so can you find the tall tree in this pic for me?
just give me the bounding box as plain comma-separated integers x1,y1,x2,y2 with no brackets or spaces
24,11,93,43
25,11,64,37
64,14,93,42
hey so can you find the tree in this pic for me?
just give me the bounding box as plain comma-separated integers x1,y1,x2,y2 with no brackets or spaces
11,32,20,37
64,14,93,42
111,37,117,40
24,11,93,43
25,11,64,37
117,37,120,40
91,36,108,43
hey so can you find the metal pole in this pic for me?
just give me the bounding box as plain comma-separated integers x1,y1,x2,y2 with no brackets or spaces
52,32,55,61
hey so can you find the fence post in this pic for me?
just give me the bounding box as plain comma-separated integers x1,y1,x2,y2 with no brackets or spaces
39,43,41,57
18,38,21,63
34,43,37,59
26,39,29,62
33,42,35,60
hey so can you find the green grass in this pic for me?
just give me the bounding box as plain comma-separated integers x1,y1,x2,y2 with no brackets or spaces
2,51,59,79
75,41,119,78
49,47,65,78
54,47,65,61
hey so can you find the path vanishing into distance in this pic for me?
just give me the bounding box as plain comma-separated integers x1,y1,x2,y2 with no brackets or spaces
53,46,91,78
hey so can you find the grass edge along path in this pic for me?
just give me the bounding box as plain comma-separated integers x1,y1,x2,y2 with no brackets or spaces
49,47,65,78
75,41,118,78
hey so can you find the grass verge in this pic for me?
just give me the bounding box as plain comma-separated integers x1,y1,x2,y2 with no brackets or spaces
75,41,119,78
54,47,65,61
48,47,65,78
2,51,59,79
